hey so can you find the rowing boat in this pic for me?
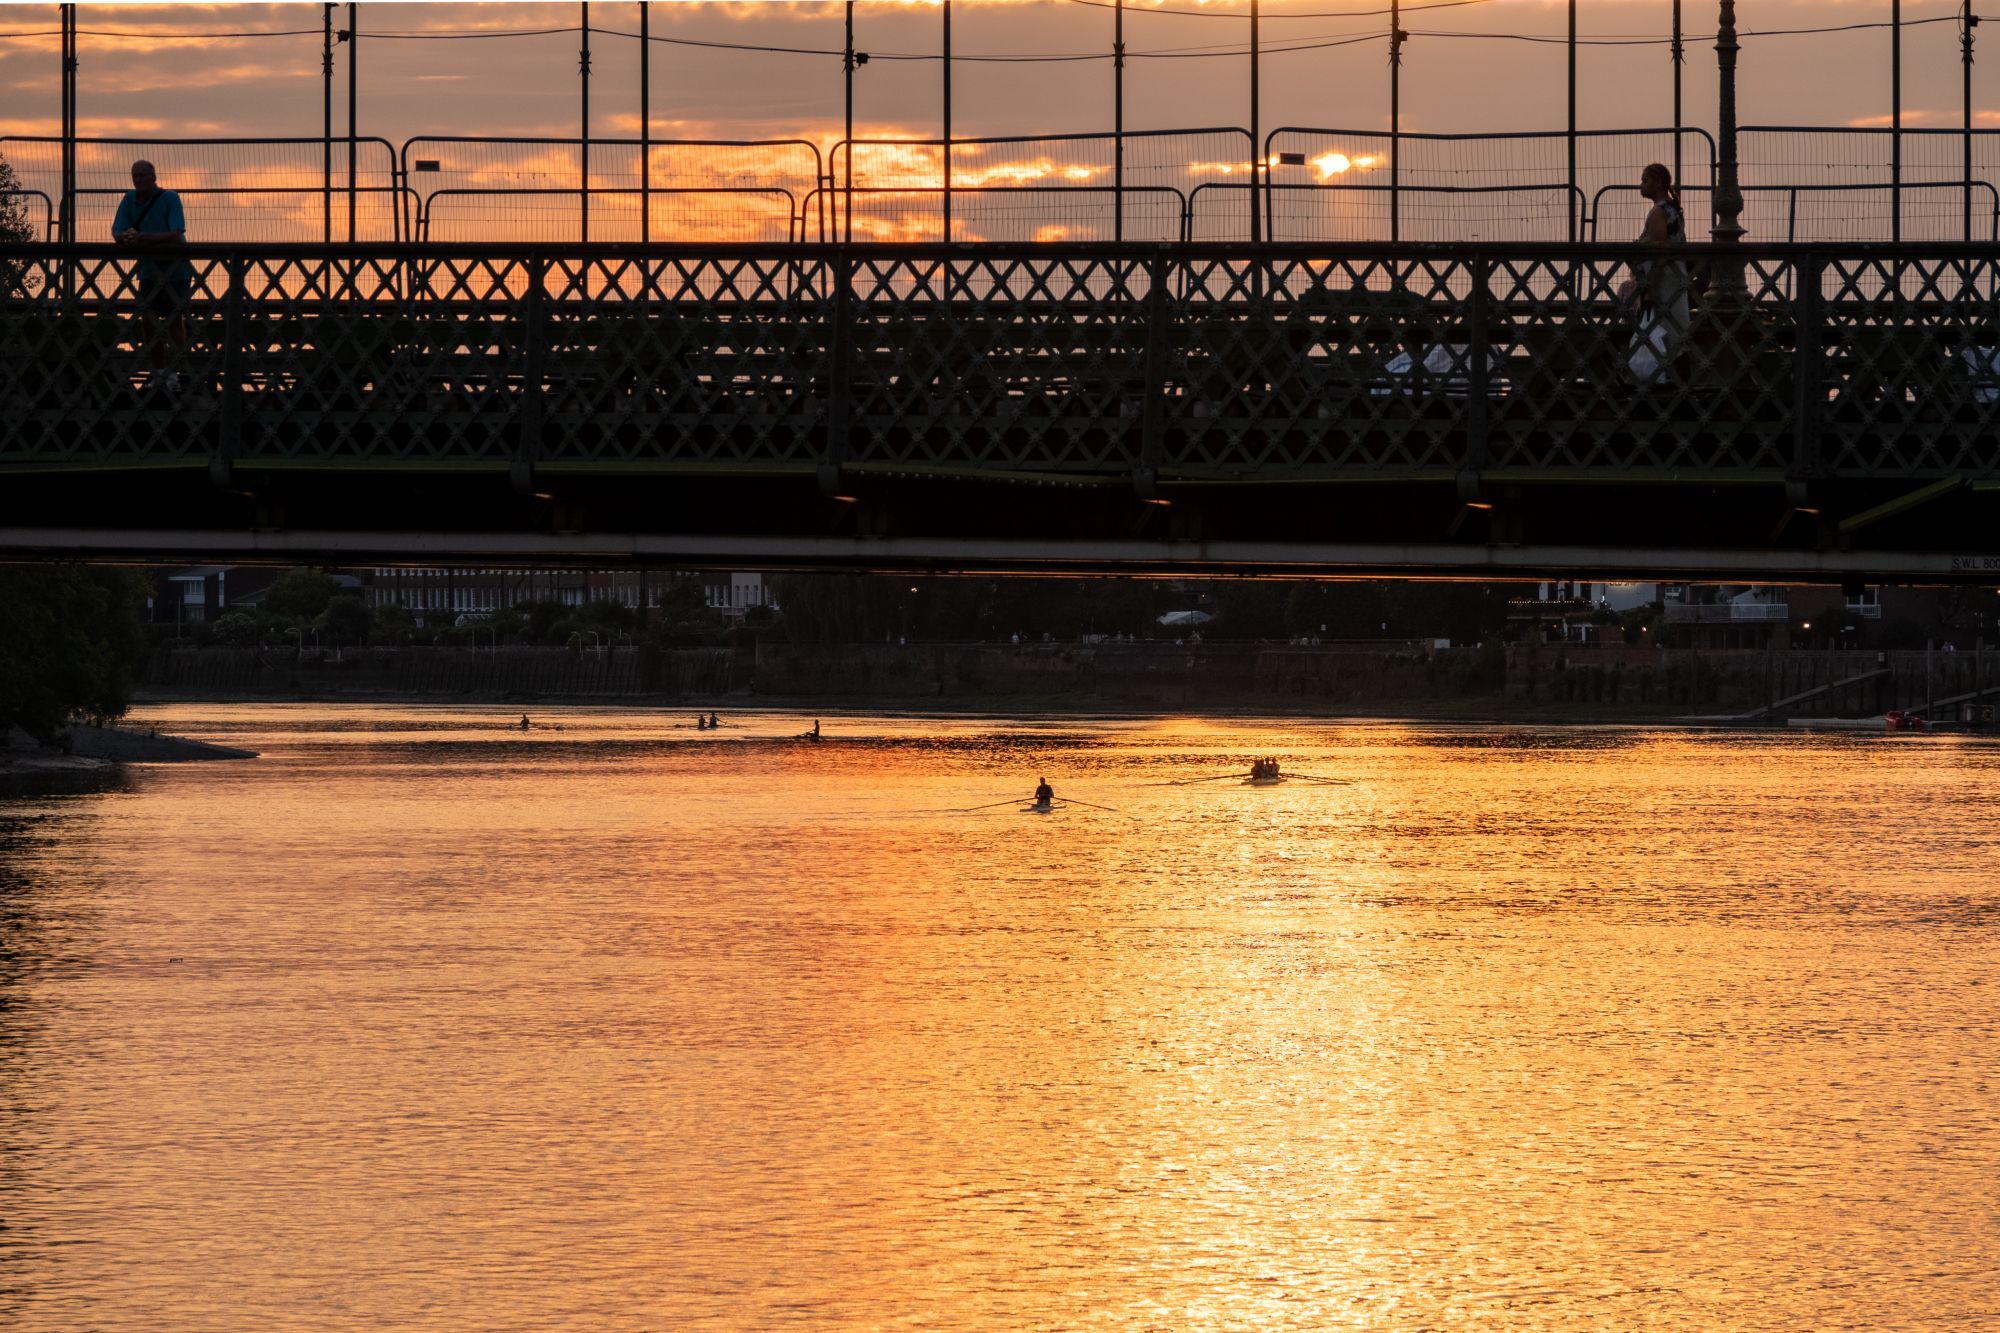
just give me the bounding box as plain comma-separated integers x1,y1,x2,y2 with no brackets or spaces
1021,800,1055,814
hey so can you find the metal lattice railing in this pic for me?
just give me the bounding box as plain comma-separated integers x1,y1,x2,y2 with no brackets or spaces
4,243,2000,487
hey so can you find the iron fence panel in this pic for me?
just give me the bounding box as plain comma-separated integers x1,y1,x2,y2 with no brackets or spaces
6,242,2000,486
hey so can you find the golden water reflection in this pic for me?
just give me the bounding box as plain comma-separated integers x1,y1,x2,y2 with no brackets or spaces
2,706,1996,1329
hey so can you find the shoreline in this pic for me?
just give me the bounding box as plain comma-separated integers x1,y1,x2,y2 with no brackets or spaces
0,750,121,795
1,724,257,795
129,689,1755,729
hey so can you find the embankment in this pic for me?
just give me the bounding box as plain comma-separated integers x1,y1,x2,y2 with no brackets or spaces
135,641,2000,721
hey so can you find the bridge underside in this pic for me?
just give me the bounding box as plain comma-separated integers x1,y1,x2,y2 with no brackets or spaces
5,465,1997,583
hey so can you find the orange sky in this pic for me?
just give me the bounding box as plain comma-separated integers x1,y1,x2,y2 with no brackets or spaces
0,2,1986,243
0,2,1986,146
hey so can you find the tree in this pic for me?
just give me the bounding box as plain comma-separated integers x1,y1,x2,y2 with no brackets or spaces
319,593,372,647
369,602,417,645
262,567,337,623
644,580,725,647
212,610,260,647
515,599,571,645
0,153,33,297
0,566,151,743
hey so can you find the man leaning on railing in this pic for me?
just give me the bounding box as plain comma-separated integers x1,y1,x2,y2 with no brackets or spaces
112,159,193,394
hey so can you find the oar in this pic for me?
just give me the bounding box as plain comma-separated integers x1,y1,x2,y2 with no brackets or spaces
1289,773,1353,785
960,796,1033,811
1144,771,1250,786
1054,796,1121,813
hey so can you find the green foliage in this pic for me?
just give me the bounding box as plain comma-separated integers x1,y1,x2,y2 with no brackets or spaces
212,610,260,647
516,599,571,645
318,593,372,646
644,581,726,647
0,156,27,244
369,602,417,645
569,598,641,635
0,153,31,299
1619,602,1662,645
0,565,151,743
262,567,337,623
766,574,881,644
484,604,528,643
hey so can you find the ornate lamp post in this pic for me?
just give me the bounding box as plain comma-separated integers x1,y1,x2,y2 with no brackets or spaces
1709,0,1746,301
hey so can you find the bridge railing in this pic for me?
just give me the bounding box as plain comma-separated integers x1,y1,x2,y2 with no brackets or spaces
21,127,2000,245
4,243,2000,486
416,187,804,244
399,136,827,244
1263,126,1720,243
1,136,408,241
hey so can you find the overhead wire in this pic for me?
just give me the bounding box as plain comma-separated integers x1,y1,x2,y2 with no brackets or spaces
0,27,323,41
0,10,1974,57
1067,0,1488,17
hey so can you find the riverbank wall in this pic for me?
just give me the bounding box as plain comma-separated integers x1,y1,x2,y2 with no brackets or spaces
136,642,2000,720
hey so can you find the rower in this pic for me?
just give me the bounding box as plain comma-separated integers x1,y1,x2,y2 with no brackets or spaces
709,712,721,729
695,714,707,730
518,714,531,731
1034,777,1055,805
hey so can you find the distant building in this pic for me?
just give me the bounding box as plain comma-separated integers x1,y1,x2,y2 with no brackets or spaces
157,565,282,623
1659,584,1959,649
699,571,774,622
1507,580,1607,644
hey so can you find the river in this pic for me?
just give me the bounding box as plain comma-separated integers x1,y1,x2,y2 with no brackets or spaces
2,704,1995,1330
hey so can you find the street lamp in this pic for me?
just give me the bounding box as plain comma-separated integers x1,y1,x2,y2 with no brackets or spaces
1710,1,1746,299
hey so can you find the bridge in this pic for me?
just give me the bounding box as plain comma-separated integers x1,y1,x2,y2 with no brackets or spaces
3,240,2000,582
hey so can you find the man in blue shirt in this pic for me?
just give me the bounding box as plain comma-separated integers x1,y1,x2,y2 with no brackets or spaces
112,160,193,391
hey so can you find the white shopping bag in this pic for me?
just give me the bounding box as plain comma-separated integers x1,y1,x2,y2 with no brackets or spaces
1374,344,1468,395
1960,345,2000,403
1627,312,1673,386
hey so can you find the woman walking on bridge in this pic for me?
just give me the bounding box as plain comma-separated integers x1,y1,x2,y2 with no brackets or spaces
1621,162,1690,387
